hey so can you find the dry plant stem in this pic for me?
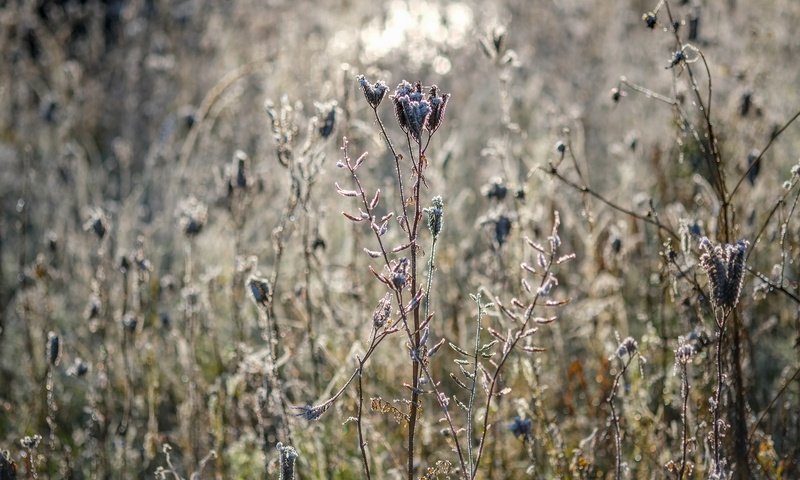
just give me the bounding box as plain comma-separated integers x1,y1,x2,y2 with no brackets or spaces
355,360,371,480
268,173,301,342
545,166,680,241
256,304,293,444
417,359,468,477
302,196,320,391
728,107,800,202
678,361,690,479
608,354,634,480
747,366,800,453
370,107,411,234
777,187,800,288
406,140,425,480
184,241,202,466
341,139,429,478
472,253,556,478
177,56,275,170
466,295,485,477
45,367,56,449
712,309,730,474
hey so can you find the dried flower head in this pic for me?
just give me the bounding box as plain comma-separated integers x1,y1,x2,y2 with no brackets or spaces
482,177,508,200
122,313,138,333
67,357,89,377
292,404,328,421
509,416,532,439
616,336,638,358
83,208,108,239
247,275,271,307
675,343,695,365
47,331,60,366
357,75,388,109
225,150,250,191
668,50,686,69
494,214,513,246
391,81,431,142
178,196,208,237
698,238,749,313
315,101,337,138
425,85,450,135
642,12,657,28
372,293,393,329
20,434,42,449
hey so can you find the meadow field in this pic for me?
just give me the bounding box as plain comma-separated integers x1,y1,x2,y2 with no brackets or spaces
1,0,799,478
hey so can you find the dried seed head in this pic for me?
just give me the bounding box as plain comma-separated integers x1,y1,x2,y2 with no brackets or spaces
482,177,508,200
509,416,532,439
425,85,450,135
675,343,695,365
425,196,444,239
277,442,299,480
372,293,393,329
67,357,89,377
391,81,431,142
292,404,328,421
316,101,337,138
357,75,388,109
84,294,101,321
247,275,271,307
390,258,410,290
493,214,512,246
611,87,624,103
177,196,208,237
616,336,638,358
698,238,749,312
642,12,657,29
20,435,42,450
122,313,138,334
229,150,250,190
83,209,108,239
47,331,60,366
668,50,686,68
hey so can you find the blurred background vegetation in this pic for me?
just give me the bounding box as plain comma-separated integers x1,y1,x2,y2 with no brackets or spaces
1,0,799,478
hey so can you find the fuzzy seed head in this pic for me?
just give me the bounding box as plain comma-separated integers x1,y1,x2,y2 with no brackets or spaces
616,336,638,358
698,238,749,312
425,196,444,239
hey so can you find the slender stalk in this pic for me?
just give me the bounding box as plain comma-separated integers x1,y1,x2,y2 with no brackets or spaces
608,354,634,480
423,235,437,321
356,360,371,480
712,309,728,475
466,295,485,476
406,140,424,480
678,361,690,479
